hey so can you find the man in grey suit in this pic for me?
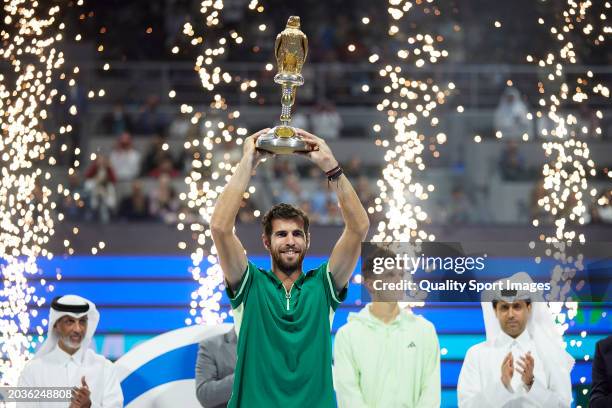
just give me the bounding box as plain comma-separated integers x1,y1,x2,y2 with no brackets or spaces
195,326,237,408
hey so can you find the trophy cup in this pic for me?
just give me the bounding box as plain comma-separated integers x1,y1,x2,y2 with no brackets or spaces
256,16,309,154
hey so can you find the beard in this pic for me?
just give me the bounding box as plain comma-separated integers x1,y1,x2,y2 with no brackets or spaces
58,333,83,350
271,246,305,275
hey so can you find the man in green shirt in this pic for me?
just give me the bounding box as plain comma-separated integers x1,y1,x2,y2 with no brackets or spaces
210,128,370,408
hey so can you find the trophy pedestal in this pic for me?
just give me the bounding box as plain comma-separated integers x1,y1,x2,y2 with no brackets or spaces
256,126,309,154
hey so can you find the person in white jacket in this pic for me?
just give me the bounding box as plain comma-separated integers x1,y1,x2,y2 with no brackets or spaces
333,246,441,408
18,295,123,408
457,272,574,408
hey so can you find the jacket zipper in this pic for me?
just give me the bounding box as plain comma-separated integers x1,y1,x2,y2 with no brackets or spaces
284,283,294,311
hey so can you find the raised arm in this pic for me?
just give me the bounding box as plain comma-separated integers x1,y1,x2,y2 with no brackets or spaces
297,130,369,289
210,129,270,289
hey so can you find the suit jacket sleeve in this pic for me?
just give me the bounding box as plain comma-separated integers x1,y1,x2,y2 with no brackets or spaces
590,340,612,408
195,340,234,407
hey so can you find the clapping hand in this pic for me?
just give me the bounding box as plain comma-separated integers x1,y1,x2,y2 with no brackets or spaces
70,376,92,408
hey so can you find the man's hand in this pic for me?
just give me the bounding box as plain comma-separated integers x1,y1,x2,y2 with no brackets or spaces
70,376,92,408
516,352,535,390
295,129,338,173
501,352,514,391
242,128,273,169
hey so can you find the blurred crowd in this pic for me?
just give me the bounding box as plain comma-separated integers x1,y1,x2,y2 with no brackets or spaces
61,130,381,226
61,125,612,228
54,0,611,228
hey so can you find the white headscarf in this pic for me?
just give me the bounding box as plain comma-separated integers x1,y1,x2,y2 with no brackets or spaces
481,272,575,390
35,295,100,363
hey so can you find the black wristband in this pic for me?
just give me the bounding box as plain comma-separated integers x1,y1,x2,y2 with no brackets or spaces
325,165,340,176
327,167,343,181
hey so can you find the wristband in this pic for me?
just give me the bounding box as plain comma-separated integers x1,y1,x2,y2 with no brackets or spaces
327,166,343,183
325,165,340,176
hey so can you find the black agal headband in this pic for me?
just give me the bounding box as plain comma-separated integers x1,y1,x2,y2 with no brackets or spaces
51,296,90,314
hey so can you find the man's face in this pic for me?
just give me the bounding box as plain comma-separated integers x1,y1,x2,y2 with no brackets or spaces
54,315,88,350
495,300,531,338
263,218,309,275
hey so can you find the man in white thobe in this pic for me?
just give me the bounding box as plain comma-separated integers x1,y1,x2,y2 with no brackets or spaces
18,295,123,407
457,272,574,407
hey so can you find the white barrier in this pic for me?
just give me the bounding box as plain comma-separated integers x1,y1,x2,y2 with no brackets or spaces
115,323,232,408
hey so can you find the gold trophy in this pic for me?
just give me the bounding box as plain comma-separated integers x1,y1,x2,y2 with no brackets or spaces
256,16,309,154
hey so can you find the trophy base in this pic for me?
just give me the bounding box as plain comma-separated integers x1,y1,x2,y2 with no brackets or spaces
255,126,309,155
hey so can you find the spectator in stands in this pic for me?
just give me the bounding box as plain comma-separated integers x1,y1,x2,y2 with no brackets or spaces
100,103,133,136
149,157,180,178
84,154,118,223
355,175,375,209
149,174,180,223
277,174,307,205
299,200,319,224
118,180,152,221
446,186,474,224
311,100,343,139
272,158,297,179
237,199,257,224
61,173,85,220
591,190,612,224
530,180,551,224
135,95,168,136
493,87,532,140
168,113,191,139
109,132,141,182
344,156,364,178
310,178,338,218
141,134,174,176
291,112,310,131
498,140,527,181
320,199,343,225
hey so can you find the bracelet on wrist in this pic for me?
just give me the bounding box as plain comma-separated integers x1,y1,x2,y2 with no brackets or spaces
327,166,343,182
325,165,340,176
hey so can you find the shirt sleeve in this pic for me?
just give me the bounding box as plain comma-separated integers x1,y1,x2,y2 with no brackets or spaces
99,360,123,408
16,365,39,408
526,367,572,408
416,322,441,408
457,346,515,408
226,261,256,309
322,261,348,311
332,327,369,408
590,340,612,408
195,340,234,407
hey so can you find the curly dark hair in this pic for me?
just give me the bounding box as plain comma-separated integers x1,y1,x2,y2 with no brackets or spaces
261,203,310,240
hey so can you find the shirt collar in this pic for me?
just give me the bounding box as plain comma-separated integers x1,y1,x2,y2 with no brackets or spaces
264,267,308,289
47,343,85,366
495,328,533,349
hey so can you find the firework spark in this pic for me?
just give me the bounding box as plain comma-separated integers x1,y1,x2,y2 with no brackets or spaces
0,0,71,386
370,0,450,243
176,0,261,325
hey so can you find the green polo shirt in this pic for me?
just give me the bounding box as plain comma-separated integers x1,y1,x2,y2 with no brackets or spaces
227,259,347,408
